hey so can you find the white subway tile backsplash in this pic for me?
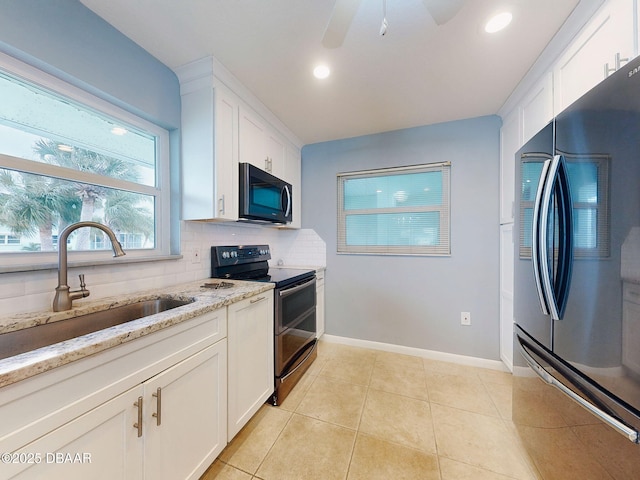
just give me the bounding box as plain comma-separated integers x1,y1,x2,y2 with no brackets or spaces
1,222,326,316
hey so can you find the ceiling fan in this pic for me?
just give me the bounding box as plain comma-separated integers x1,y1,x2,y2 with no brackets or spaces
322,0,468,48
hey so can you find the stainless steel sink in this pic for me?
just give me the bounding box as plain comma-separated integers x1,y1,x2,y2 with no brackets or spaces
0,297,194,360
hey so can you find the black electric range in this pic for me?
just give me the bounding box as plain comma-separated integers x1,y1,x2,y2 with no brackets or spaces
210,244,317,406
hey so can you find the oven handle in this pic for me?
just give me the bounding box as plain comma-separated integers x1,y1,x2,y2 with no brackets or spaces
279,276,316,298
280,339,317,383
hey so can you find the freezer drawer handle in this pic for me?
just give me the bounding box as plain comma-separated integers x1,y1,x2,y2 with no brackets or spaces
517,337,639,444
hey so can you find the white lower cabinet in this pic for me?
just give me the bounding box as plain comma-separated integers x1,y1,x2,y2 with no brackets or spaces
144,341,227,480
8,386,144,479
316,270,325,338
227,293,274,440
2,308,227,480
1,290,277,479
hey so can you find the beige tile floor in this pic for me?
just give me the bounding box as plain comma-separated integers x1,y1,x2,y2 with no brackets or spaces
200,340,539,480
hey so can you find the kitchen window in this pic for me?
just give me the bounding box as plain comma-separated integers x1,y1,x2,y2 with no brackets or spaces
337,162,451,255
0,56,170,265
519,153,610,258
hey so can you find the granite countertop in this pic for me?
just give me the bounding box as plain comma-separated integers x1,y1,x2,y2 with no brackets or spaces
0,279,273,388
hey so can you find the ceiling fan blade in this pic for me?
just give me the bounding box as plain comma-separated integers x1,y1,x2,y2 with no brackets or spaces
422,0,466,25
322,0,362,49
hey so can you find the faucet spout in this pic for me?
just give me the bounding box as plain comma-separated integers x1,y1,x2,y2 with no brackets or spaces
52,221,126,312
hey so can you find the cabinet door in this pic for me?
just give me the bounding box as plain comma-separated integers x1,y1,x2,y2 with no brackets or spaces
227,294,274,440
6,386,144,480
144,341,227,480
553,0,634,113
316,272,325,338
282,145,302,228
239,106,269,171
181,85,239,221
265,130,285,177
214,86,239,220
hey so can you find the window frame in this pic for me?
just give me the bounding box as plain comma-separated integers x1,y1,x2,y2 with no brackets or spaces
337,162,451,256
0,52,171,267
519,152,610,259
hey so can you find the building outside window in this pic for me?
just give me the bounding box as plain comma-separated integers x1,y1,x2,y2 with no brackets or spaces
0,55,170,264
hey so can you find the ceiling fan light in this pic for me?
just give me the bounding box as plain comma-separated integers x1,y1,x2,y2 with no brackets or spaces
485,12,512,33
313,65,331,79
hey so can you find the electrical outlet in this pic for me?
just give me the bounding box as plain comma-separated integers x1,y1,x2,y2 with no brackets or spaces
461,311,471,326
191,247,201,264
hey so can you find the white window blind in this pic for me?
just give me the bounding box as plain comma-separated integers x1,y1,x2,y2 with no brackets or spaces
519,153,610,259
337,162,451,256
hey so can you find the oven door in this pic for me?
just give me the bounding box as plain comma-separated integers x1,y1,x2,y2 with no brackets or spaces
275,276,316,376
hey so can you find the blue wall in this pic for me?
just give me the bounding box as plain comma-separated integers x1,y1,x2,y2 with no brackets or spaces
0,0,182,252
302,116,502,360
0,0,180,129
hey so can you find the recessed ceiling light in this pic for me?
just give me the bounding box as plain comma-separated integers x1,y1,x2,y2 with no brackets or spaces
485,12,512,33
313,65,330,79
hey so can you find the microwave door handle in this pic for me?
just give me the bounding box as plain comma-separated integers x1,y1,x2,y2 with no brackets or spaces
282,185,292,217
516,335,639,443
532,158,552,316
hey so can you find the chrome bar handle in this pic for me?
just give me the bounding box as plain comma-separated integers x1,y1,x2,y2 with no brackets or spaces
538,156,562,321
152,387,162,426
219,194,225,215
518,339,639,444
133,396,143,437
279,277,315,298
250,296,267,304
280,340,317,383
532,159,552,316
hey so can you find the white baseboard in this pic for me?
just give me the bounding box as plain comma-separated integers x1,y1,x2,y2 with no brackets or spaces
320,334,509,372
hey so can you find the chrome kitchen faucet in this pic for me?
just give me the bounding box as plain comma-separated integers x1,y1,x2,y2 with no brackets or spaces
52,221,126,311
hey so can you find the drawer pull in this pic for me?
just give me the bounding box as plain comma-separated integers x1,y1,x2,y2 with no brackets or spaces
133,396,143,437
152,387,162,426
250,296,266,304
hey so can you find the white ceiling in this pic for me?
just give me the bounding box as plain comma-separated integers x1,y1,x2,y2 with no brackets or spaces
79,0,580,145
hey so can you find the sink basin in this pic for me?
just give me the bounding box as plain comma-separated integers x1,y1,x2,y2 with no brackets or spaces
0,297,194,360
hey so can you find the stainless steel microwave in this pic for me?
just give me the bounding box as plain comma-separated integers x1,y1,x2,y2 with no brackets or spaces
239,163,292,224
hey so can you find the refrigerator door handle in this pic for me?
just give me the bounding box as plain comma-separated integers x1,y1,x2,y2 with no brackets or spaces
532,155,573,321
532,159,552,316
517,335,639,444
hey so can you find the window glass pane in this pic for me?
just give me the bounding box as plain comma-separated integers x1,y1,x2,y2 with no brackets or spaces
0,71,156,187
567,162,598,204
521,162,544,202
346,212,441,246
344,171,443,210
573,208,597,248
0,168,154,252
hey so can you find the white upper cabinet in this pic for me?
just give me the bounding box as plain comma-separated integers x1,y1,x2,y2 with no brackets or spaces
500,110,520,225
239,106,285,177
180,82,239,221
553,0,635,113
177,57,303,226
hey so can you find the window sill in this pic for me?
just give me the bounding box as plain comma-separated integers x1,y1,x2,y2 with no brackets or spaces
0,254,183,274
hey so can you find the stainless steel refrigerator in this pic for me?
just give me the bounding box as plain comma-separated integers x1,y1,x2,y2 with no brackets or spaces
513,54,640,479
